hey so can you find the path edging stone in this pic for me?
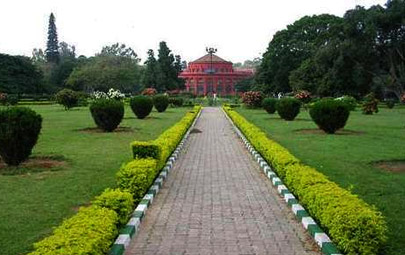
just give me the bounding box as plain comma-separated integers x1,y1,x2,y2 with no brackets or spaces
222,108,342,255
108,109,202,255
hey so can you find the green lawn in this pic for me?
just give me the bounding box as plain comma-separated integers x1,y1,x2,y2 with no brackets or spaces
237,106,405,255
0,104,190,255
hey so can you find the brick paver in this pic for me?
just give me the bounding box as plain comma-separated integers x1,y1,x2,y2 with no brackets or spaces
125,107,319,255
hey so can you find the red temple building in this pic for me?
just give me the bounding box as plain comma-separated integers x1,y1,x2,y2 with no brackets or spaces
179,54,254,96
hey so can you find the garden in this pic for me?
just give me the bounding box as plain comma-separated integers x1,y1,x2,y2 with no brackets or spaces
227,90,405,255
0,89,197,255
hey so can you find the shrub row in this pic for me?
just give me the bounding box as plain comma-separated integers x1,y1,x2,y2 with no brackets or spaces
28,105,201,255
131,106,201,169
29,206,118,255
223,106,387,255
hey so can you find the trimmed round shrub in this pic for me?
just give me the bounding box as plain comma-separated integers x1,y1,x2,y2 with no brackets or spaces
55,89,79,110
153,95,169,112
262,98,277,114
309,99,350,134
335,96,357,111
386,100,395,109
130,95,153,119
90,99,124,132
0,107,42,166
362,93,379,115
276,98,301,121
169,97,184,107
242,91,264,108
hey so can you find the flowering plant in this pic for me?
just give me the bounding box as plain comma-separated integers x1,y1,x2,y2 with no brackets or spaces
294,90,311,104
142,88,157,96
92,88,125,100
242,91,264,108
401,93,405,103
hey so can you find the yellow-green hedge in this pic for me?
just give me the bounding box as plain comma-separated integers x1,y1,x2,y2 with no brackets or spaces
223,106,387,255
131,105,201,169
28,206,118,255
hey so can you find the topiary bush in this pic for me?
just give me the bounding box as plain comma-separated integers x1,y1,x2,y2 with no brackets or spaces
309,99,350,134
262,98,278,114
386,100,395,109
55,89,79,110
93,188,134,226
276,97,301,121
242,91,264,108
335,96,357,111
169,97,184,107
153,94,169,112
130,95,153,119
90,99,124,132
0,107,42,166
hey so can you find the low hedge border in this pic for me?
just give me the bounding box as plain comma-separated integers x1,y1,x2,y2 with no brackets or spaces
109,107,202,255
27,106,202,255
222,106,387,255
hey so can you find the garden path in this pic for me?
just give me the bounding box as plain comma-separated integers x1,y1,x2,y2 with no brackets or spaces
125,107,319,255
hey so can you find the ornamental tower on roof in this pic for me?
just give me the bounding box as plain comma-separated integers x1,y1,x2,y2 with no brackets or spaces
179,52,254,96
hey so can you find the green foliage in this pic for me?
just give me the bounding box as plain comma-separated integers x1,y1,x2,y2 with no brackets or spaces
93,188,134,225
55,89,78,110
28,206,118,255
116,159,158,202
131,142,161,159
309,99,350,134
66,55,142,93
362,92,379,114
153,94,169,112
45,13,60,64
336,96,357,111
168,97,184,107
386,100,395,109
284,164,387,255
224,106,387,255
242,91,264,108
276,98,301,120
89,99,124,132
142,49,158,88
0,53,43,94
99,43,139,60
262,98,277,114
0,107,42,166
256,14,343,93
130,95,153,119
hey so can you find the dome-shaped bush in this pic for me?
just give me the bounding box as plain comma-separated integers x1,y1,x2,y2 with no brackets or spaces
309,99,350,134
276,98,301,120
262,98,278,114
55,89,79,110
130,96,153,119
90,99,124,132
0,107,42,166
153,95,169,112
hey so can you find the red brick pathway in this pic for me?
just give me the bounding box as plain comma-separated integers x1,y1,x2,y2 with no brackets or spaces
125,107,319,255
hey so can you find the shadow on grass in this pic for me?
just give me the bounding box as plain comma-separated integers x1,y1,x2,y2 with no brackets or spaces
0,155,67,176
75,126,135,133
294,128,365,135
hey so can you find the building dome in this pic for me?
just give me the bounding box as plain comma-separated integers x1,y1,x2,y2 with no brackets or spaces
179,53,253,96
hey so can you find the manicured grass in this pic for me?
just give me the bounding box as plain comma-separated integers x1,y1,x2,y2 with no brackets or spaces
0,104,190,255
237,106,405,255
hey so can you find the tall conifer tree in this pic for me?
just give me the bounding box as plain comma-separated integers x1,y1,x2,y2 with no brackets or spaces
45,13,60,64
142,49,158,89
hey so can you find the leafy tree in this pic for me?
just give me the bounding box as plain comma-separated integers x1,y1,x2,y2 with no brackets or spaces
99,43,140,61
256,14,343,93
142,49,158,88
155,41,184,92
235,77,255,93
45,13,60,64
0,53,43,94
66,55,141,93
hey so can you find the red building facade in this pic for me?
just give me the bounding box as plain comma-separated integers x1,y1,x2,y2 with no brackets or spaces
179,54,254,96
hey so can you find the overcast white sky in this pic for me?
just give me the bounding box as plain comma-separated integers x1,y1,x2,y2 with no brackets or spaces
0,0,387,64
